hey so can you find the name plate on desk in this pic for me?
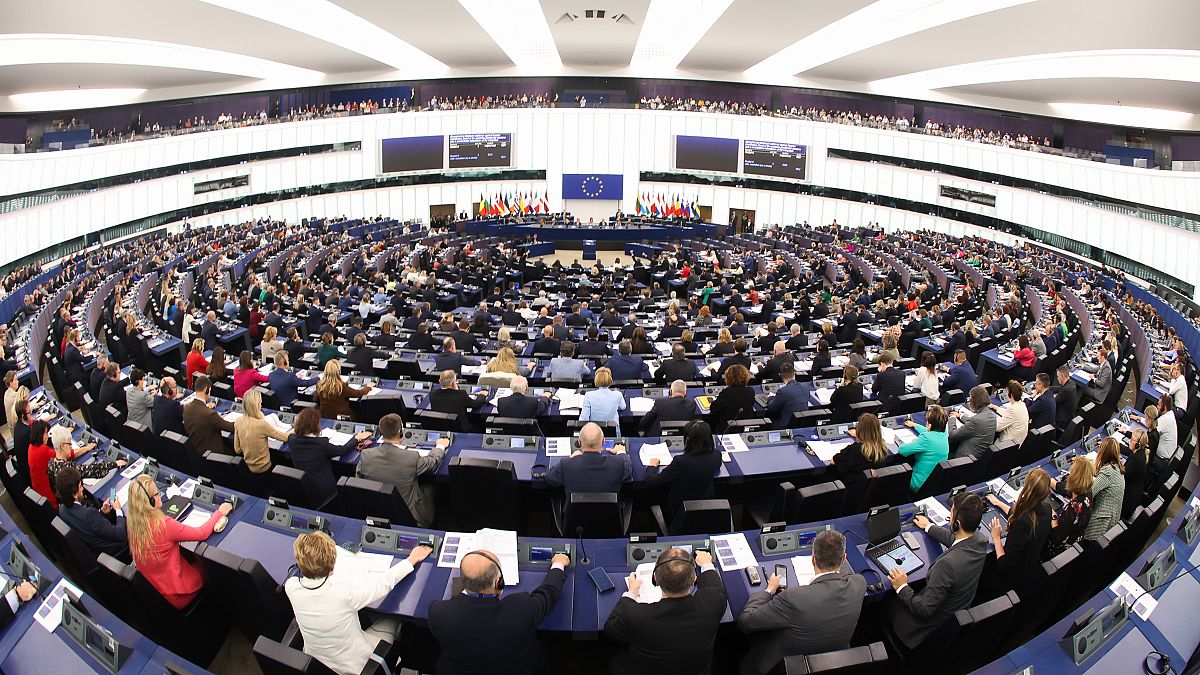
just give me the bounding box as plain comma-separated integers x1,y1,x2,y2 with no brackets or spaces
360,521,441,556
261,500,329,534
479,434,540,451
61,597,130,673
1060,596,1129,665
401,429,453,446
626,538,711,567
759,524,833,556
519,542,572,567
741,429,796,447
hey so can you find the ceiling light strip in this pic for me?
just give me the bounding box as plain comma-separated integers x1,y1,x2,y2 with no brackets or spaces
456,0,561,70
630,0,735,72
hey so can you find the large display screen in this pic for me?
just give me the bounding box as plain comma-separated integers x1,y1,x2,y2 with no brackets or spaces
448,132,512,168
380,135,444,173
675,135,739,173
742,140,808,180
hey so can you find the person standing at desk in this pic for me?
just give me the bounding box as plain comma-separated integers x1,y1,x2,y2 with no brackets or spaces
429,548,570,675
644,420,721,521
981,468,1053,600
358,413,449,528
885,491,988,653
737,530,866,675
126,473,232,609
185,338,209,389
545,421,631,500
604,548,727,675
287,530,433,675
896,406,950,493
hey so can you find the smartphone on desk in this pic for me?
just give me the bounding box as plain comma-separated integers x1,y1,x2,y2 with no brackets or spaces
588,568,615,593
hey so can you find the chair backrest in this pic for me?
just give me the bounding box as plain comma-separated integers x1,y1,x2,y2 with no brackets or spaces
782,641,889,675
116,419,152,455
889,393,927,416
197,543,294,642
916,456,978,499
252,635,337,675
985,439,1022,476
793,408,834,428
52,516,102,580
270,465,323,509
335,476,417,526
944,591,1020,672
670,499,733,536
1017,425,1054,466
792,481,846,523
483,416,540,436
726,417,772,433
752,481,795,527
848,400,882,419
201,451,250,493
860,465,912,512
413,409,459,432
447,456,520,531
563,491,627,538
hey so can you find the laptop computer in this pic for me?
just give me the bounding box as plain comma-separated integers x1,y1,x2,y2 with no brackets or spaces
865,507,924,576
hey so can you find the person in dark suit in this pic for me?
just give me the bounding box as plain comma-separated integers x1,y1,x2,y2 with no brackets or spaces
836,307,859,343
737,530,867,675
182,375,235,455
11,400,31,481
150,376,186,435
759,341,793,382
428,549,570,675
98,362,126,414
62,329,88,384
940,350,977,402
495,376,550,419
948,386,997,460
89,354,110,403
577,327,611,357
429,370,489,433
604,548,727,675
980,468,1053,601
344,333,383,375
0,572,36,631
1052,365,1082,431
433,337,480,375
639,380,696,437
55,464,127,556
871,353,906,411
644,420,721,521
832,413,891,483
405,323,437,351
656,344,698,383
267,352,319,408
288,407,371,507
545,421,631,499
530,324,561,356
716,338,752,380
810,339,832,375
767,363,807,429
1025,372,1056,430
708,365,755,433
885,492,988,651
828,365,865,422
605,340,651,381
200,310,220,346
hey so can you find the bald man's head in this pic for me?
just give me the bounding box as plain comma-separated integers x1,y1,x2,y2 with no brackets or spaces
773,340,787,356
460,549,503,594
578,422,604,452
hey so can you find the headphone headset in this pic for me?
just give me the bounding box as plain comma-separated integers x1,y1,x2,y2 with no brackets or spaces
136,477,155,507
462,551,505,591
651,552,698,588
1143,650,1172,675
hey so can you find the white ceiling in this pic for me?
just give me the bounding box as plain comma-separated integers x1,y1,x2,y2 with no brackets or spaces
0,0,1196,129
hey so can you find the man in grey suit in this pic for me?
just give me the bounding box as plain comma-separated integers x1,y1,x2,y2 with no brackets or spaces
1081,345,1112,402
357,413,448,528
737,530,866,675
545,341,591,381
886,492,988,651
948,386,997,460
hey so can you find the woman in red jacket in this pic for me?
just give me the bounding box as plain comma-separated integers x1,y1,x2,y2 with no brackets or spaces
26,420,57,505
232,350,269,398
1012,333,1037,381
185,338,209,388
126,474,232,609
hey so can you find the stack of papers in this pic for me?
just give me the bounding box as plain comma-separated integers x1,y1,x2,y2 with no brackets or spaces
807,439,853,462
437,528,520,585
221,410,244,423
813,388,835,405
880,427,918,447
638,442,672,467
321,428,354,445
462,365,487,376
336,546,396,581
791,555,819,586
629,397,655,414
632,562,663,603
712,533,758,571
555,388,585,411
986,478,1021,504
1110,572,1157,620
718,434,751,454
264,413,292,434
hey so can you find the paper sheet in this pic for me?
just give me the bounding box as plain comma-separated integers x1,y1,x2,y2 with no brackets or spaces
321,428,354,445
807,439,853,462
629,397,655,414
264,413,292,435
914,497,952,527
221,411,244,423
181,506,213,528
545,438,572,457
986,478,1021,504
718,434,751,454
462,365,486,376
791,555,818,586
488,388,514,408
1110,572,1157,620
632,563,663,603
336,546,395,580
712,533,758,572
120,458,147,479
33,578,83,633
638,442,672,467
813,388,834,405
436,529,520,585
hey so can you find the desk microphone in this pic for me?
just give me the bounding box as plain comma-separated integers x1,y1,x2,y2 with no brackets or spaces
575,525,590,565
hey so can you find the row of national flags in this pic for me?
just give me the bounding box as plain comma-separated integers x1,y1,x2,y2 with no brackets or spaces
635,192,700,219
478,192,549,216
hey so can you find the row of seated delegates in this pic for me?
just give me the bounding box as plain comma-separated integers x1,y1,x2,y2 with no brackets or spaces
26,418,121,508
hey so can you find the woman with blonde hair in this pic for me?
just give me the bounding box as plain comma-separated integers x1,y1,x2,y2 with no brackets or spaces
233,389,292,485
710,328,735,356
261,325,284,363
314,359,372,421
834,413,890,482
126,473,232,609
1048,456,1094,555
480,346,522,387
580,367,625,426
186,338,208,388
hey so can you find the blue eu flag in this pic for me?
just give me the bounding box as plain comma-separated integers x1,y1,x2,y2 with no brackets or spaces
562,173,623,200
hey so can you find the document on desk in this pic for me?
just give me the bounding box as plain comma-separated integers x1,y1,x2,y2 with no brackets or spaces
914,497,952,527
320,428,354,446
336,546,395,581
462,365,486,376
1072,369,1094,383
488,388,514,407
632,562,663,603
1110,572,1157,620
986,478,1021,504
555,389,585,411
264,413,292,434
437,529,521,585
120,458,147,480
545,437,572,457
813,388,834,406
881,427,917,447
807,439,853,463
629,396,655,414
831,355,849,367
181,506,213,528
221,410,244,423
791,555,818,586
712,533,758,572
34,578,83,633
717,434,751,454
638,442,672,467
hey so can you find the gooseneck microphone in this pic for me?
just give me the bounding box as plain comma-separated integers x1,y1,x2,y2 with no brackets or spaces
575,525,590,565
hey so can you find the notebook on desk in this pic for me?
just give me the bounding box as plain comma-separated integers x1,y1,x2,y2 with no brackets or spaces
865,507,923,576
